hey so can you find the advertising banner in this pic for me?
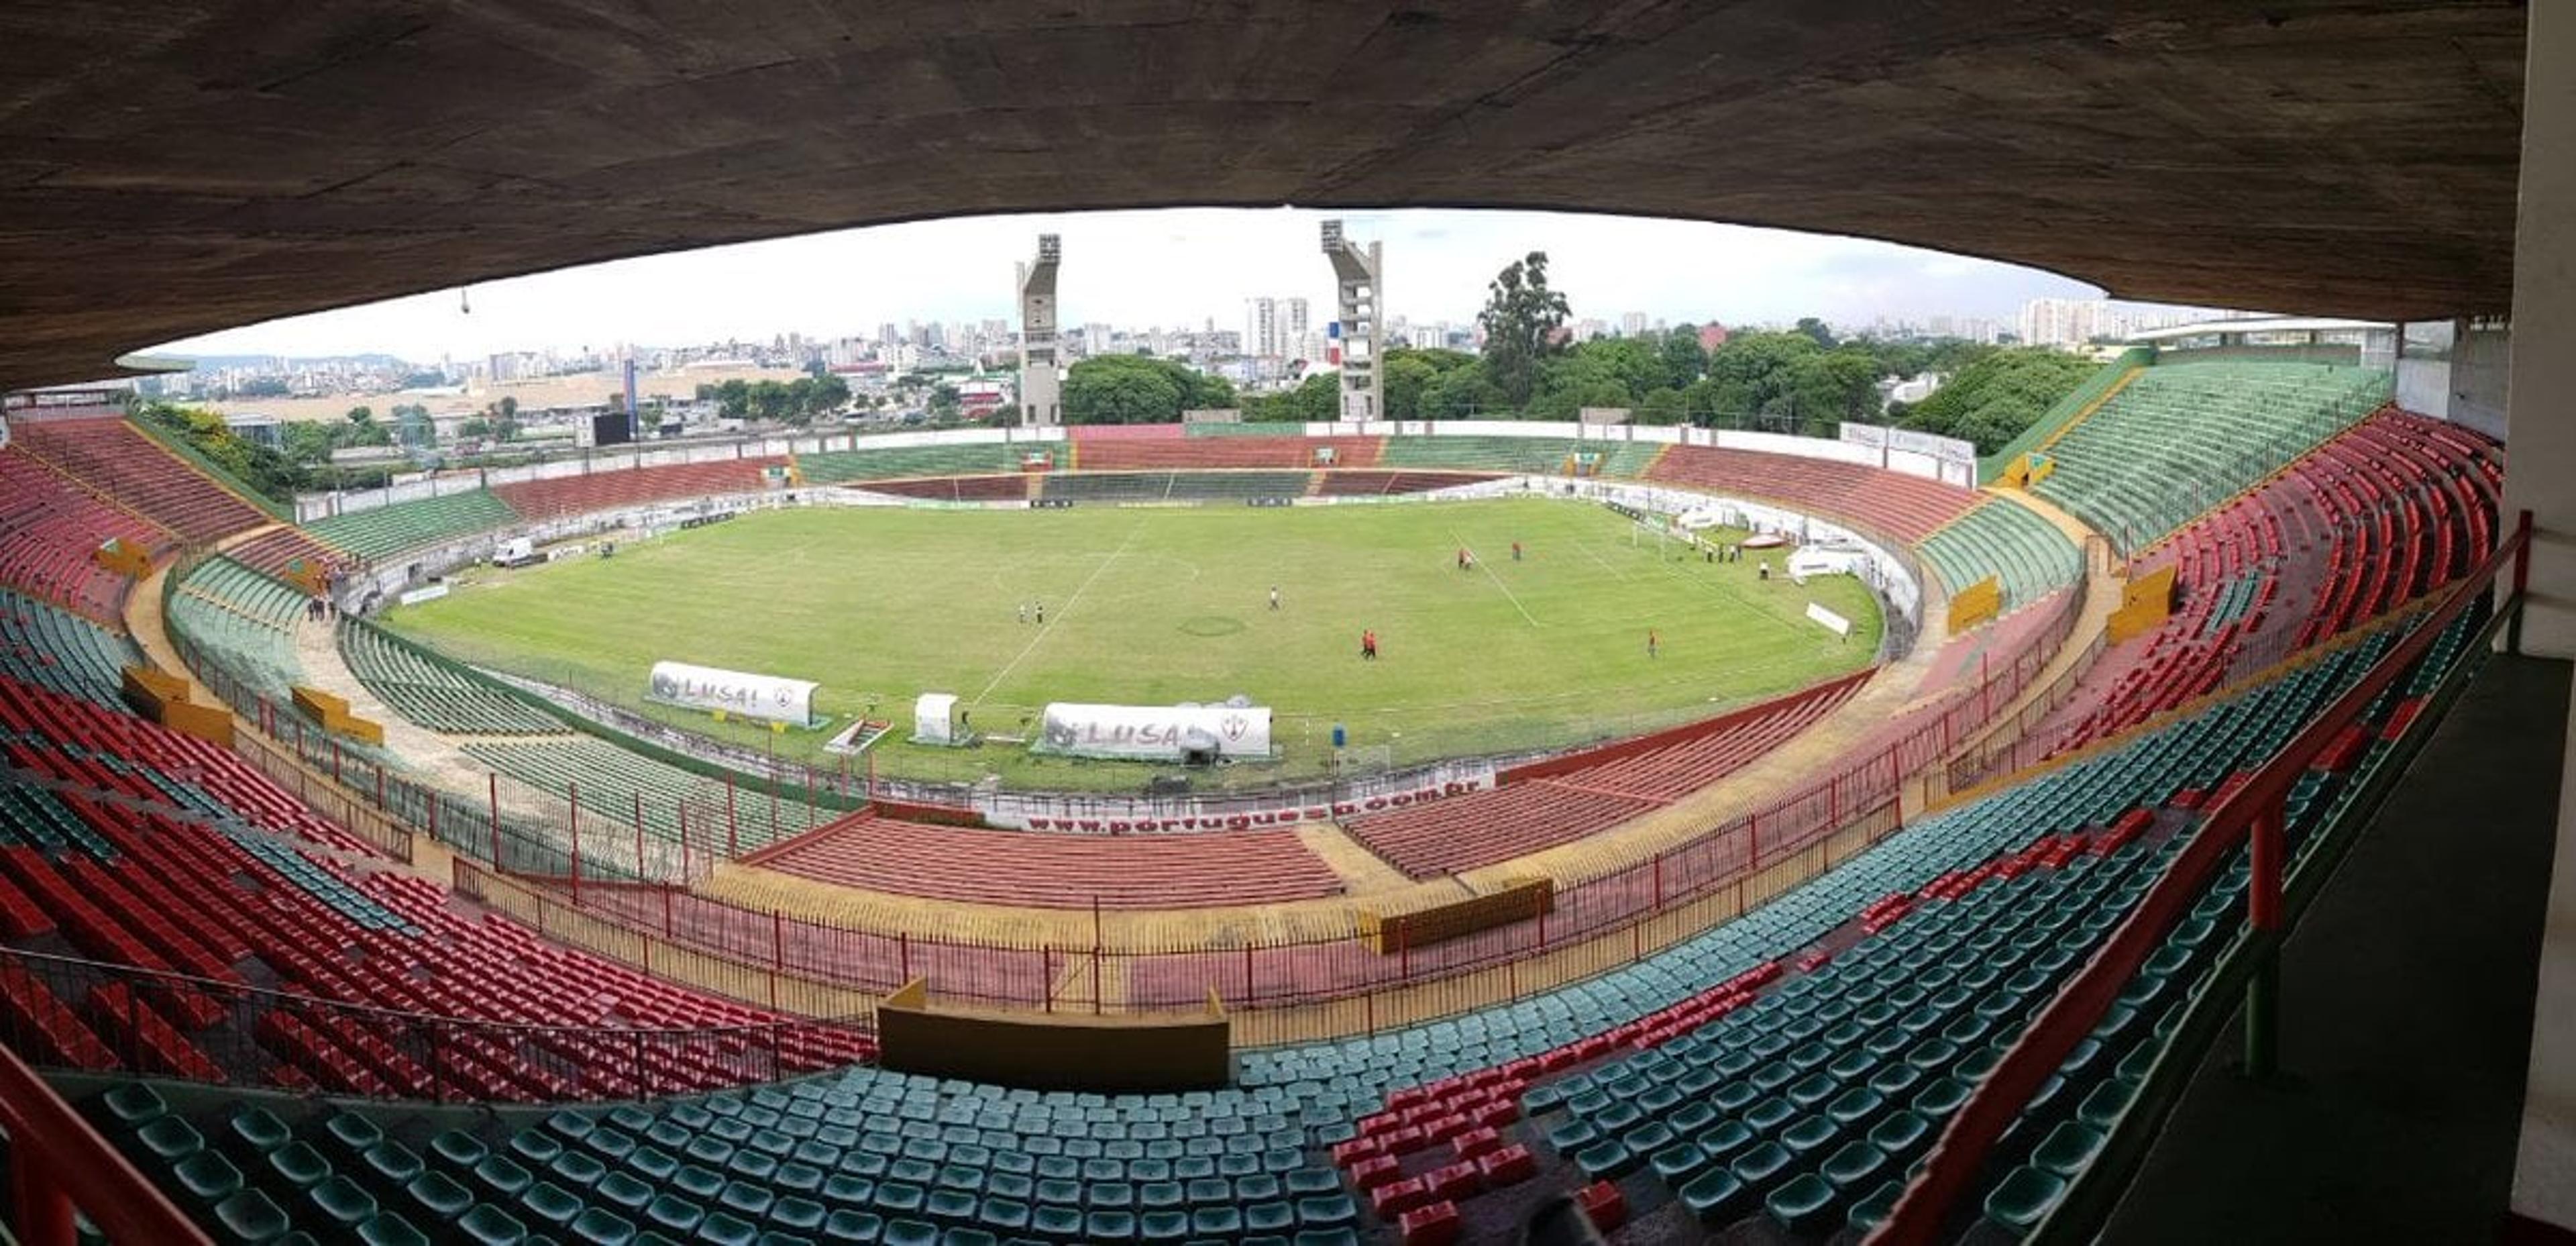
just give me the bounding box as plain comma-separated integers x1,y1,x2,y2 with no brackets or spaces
1034,702,1273,761
647,660,819,727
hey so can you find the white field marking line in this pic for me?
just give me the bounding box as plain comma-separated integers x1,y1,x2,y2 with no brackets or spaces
1449,524,1541,628
1642,540,1809,641
1570,533,1635,582
973,519,1150,705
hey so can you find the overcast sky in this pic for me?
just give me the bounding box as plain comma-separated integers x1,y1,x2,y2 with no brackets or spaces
154,207,2116,362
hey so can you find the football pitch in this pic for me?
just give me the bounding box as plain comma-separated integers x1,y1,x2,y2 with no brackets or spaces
384,497,1884,790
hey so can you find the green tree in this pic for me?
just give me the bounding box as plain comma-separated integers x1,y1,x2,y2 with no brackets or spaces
1525,350,1633,421
1419,366,1507,419
343,406,390,448
1063,356,1185,424
1635,388,1687,425
1475,251,1570,406
928,382,962,421
1894,347,2098,454
1793,317,1838,348
1061,356,1230,425
1786,349,1885,433
1658,326,1709,390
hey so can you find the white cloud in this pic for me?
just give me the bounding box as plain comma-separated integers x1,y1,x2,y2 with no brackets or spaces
153,207,2110,360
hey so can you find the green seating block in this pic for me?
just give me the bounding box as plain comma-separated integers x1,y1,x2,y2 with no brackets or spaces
458,1202,529,1245
698,1210,760,1245
472,1154,533,1200
597,1172,655,1212
1984,1165,2069,1233
645,1192,706,1235
822,1208,886,1242
268,1142,332,1191
356,1213,430,1246
176,1150,246,1203
568,1206,636,1245
2033,1120,2107,1177
101,1082,170,1128
1766,1171,1838,1233
137,1114,205,1162
1680,1164,1747,1224
405,1170,474,1218
523,1181,586,1229
213,1189,290,1244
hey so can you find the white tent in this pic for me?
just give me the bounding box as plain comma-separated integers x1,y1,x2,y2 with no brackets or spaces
912,692,960,745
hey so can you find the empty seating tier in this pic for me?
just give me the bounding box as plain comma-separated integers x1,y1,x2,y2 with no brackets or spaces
2038,407,2500,754
753,812,1346,908
168,558,309,707
795,442,1029,485
1072,433,1384,470
10,418,270,545
491,460,780,522
0,448,169,622
80,614,2469,1246
0,673,869,1104
1313,470,1501,497
303,489,520,562
0,589,142,708
338,623,566,735
458,736,824,855
1646,444,1981,544
223,526,341,582
861,474,1032,502
1918,499,2084,610
1348,674,1870,878
1381,435,1664,479
1038,471,1314,503
2028,360,2392,552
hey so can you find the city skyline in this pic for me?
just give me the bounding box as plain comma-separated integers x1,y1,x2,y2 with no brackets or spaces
148,207,2150,367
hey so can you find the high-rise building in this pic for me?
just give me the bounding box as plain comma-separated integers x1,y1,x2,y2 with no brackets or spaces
1620,311,1648,337
1244,297,1277,358
2018,298,2102,349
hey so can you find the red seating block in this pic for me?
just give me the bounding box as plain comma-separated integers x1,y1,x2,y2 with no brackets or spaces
1399,1200,1463,1246
1475,1144,1536,1187
1577,1180,1628,1232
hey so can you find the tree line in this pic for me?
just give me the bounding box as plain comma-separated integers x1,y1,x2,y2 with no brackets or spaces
1058,250,2100,456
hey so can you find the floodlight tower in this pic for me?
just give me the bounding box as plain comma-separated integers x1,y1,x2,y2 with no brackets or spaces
1321,221,1383,422
1016,234,1062,426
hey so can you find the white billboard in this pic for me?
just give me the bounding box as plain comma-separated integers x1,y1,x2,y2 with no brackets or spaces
647,661,819,727
1034,702,1273,762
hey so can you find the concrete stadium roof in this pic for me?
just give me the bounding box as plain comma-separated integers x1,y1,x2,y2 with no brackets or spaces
0,1,2526,391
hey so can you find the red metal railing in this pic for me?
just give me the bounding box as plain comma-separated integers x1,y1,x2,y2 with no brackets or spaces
1870,509,2531,1244
0,1040,209,1246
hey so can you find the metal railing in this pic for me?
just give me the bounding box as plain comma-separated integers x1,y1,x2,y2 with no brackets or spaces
1871,509,2530,1244
0,1039,208,1246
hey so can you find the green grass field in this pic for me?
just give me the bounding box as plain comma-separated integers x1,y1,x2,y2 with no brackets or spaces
384,497,1882,790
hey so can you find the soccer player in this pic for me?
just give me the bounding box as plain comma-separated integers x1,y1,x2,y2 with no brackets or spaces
1648,629,1660,659
1035,601,1046,624
1270,585,1281,611
1018,601,1028,625
1512,540,1523,562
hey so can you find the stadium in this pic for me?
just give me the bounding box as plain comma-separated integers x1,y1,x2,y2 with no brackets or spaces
0,4,2564,1246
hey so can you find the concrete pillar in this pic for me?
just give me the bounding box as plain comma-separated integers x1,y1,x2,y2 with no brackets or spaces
1016,235,1061,427
2511,1,2576,1232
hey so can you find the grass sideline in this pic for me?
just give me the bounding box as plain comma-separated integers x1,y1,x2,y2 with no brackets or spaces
384,497,1883,790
